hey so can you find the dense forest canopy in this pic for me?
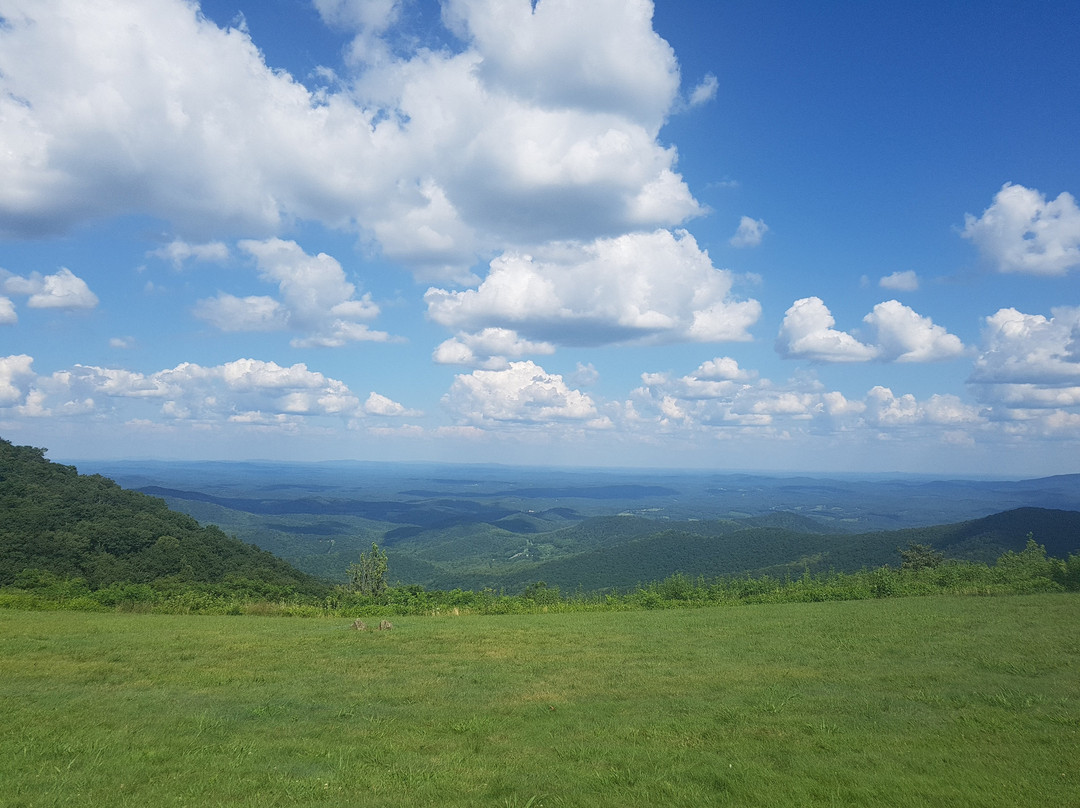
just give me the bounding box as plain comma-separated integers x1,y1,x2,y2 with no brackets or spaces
0,438,325,596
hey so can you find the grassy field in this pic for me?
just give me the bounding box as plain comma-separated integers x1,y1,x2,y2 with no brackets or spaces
2,594,1078,807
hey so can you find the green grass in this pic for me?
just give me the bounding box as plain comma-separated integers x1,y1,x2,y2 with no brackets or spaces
2,594,1078,807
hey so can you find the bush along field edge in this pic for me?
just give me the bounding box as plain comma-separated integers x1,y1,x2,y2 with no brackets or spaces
2,536,1078,617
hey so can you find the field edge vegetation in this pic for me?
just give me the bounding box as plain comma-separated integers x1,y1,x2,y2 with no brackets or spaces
4,536,1078,618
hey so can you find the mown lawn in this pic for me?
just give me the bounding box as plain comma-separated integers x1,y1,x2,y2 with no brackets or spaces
2,593,1078,807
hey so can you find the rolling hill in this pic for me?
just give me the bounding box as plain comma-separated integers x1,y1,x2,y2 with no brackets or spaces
403,508,1080,593
6,440,1080,597
0,438,325,596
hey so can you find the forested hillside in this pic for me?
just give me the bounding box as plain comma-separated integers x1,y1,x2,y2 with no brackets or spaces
0,439,325,596
5,437,1080,600
408,508,1080,593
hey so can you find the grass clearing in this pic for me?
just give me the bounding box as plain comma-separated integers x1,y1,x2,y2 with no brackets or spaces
2,593,1078,807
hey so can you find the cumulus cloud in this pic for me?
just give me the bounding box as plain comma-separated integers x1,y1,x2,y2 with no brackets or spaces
0,0,702,280
442,360,601,425
879,270,919,291
637,356,759,403
149,239,230,269
194,239,389,347
634,357,781,428
966,307,1080,414
864,386,980,427
433,327,556,370
194,295,288,332
729,216,768,248
970,306,1080,386
363,391,422,417
962,183,1080,275
426,229,761,347
863,300,965,362
1,267,98,309
313,0,401,66
1,357,408,424
0,297,16,324
693,356,757,381
688,73,719,108
0,354,36,406
632,357,983,440
441,0,679,124
776,297,878,362
777,297,963,363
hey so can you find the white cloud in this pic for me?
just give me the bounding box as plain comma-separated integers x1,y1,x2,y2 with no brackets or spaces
693,356,756,381
363,392,422,417
729,216,768,248
0,0,703,280
426,229,761,347
433,327,556,370
2,268,98,309
442,360,599,424
688,73,719,108
631,358,985,442
10,358,368,423
632,362,801,429
194,295,288,332
983,384,1080,409
194,239,390,347
821,390,866,418
149,239,230,269
863,300,965,362
970,306,1080,386
967,307,1080,418
440,0,679,124
638,356,758,403
0,297,16,324
776,297,878,362
879,270,919,292
570,362,600,386
0,354,35,406
962,183,1080,275
865,386,980,426
313,0,401,66
777,297,964,363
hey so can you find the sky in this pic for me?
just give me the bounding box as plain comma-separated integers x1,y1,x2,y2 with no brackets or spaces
1,0,1079,475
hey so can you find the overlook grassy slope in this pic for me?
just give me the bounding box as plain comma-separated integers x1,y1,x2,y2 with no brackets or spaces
2,595,1078,807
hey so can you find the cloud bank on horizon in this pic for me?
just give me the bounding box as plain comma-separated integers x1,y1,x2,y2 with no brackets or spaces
1,0,1079,474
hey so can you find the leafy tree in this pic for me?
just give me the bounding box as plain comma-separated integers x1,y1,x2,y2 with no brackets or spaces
523,580,560,605
900,542,944,571
348,542,389,599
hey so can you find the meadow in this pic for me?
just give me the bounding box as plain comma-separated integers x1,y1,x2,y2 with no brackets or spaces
2,593,1078,807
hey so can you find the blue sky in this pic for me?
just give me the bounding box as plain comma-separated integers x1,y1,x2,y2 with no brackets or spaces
2,0,1079,474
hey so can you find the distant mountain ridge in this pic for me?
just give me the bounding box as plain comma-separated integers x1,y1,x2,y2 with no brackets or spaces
416,507,1080,593
16,451,1080,594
